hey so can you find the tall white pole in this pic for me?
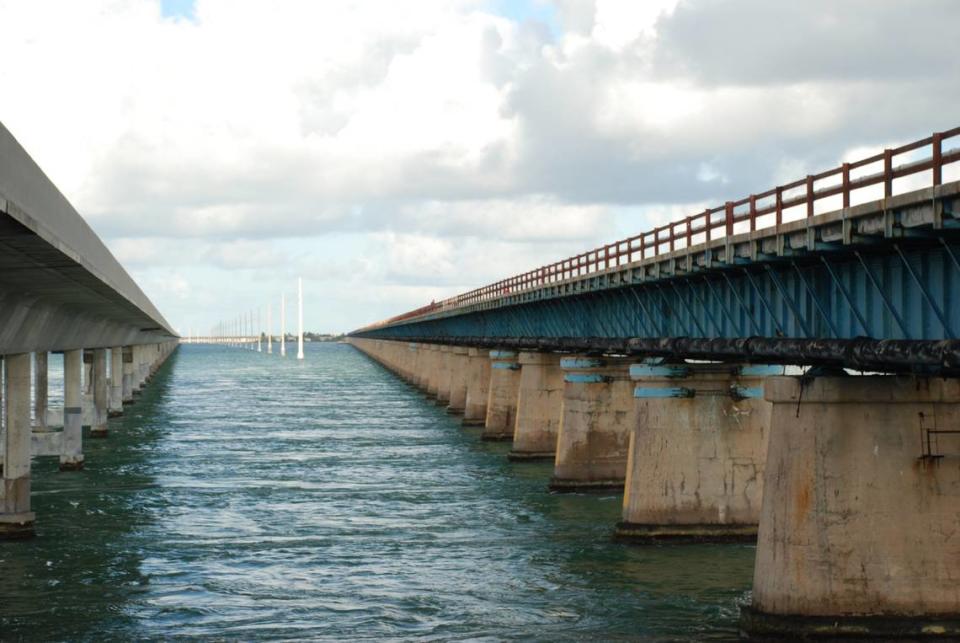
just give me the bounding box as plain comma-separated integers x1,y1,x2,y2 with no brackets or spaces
257,307,262,352
280,294,287,357
297,277,305,360
267,304,273,354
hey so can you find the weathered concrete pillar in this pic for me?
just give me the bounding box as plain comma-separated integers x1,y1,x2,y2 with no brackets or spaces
423,345,441,399
61,349,84,470
1,353,35,539
83,350,94,397
121,346,135,404
463,348,491,426
742,375,960,638
446,346,469,415
137,345,149,391
130,345,142,396
435,346,453,406
34,351,48,430
482,350,521,441
90,349,109,438
109,346,123,417
508,352,564,461
616,363,776,542
408,343,424,390
550,356,634,492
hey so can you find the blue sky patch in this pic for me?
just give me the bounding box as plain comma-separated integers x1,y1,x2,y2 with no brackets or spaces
161,0,195,21
489,0,560,37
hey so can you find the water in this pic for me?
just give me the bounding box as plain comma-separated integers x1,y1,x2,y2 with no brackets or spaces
0,343,754,641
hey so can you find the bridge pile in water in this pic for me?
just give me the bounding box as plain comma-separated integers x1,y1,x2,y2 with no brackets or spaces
351,128,960,639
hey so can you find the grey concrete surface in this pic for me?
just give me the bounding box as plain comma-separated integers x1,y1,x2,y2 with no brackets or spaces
0,122,176,353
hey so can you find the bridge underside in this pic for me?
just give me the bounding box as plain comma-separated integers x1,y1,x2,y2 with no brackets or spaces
355,182,960,375
0,123,175,353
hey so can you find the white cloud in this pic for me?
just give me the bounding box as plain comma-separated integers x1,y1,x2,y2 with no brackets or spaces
0,0,957,332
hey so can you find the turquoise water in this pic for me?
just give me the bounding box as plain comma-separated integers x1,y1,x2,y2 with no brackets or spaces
0,343,754,640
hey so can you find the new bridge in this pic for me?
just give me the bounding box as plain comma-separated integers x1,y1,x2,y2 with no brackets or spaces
0,123,176,539
350,128,960,638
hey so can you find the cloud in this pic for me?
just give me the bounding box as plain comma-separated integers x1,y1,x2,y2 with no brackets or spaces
0,0,957,332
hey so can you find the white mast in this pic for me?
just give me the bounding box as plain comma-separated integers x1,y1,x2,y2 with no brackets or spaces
257,307,262,352
297,277,304,360
280,293,286,357
267,304,273,354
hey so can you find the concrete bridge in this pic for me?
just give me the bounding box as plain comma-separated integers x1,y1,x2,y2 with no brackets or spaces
0,123,177,539
350,128,960,638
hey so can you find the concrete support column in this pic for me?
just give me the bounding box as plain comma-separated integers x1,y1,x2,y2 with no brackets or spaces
34,351,48,431
121,346,135,404
482,350,521,441
741,375,960,638
408,343,424,390
61,349,84,470
137,345,149,391
463,348,491,426
109,347,123,417
550,356,634,492
1,353,35,539
446,346,469,415
423,345,441,399
83,351,94,397
435,346,453,406
90,348,109,438
616,363,776,543
508,352,564,461
130,345,142,396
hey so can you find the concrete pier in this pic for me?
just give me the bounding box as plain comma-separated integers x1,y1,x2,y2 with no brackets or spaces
90,348,109,438
109,347,123,417
1,353,35,539
130,346,143,397
508,352,563,461
742,375,960,638
445,346,469,415
408,343,424,389
482,350,521,441
435,345,453,406
61,349,84,470
122,346,135,404
33,351,50,431
463,348,490,426
616,363,774,543
550,356,634,492
423,344,441,399
137,345,149,392
34,351,48,430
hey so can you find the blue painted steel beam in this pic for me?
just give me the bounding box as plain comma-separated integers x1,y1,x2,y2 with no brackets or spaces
364,242,959,344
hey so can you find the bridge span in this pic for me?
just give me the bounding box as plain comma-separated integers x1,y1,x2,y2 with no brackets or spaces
0,123,177,539
350,128,960,638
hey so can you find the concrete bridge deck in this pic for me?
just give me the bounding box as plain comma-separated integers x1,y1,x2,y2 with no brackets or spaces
0,123,175,353
0,122,176,540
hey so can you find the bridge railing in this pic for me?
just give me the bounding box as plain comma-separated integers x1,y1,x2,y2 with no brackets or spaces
367,127,960,329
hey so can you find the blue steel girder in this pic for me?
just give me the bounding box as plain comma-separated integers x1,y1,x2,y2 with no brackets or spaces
366,239,958,343
358,184,960,368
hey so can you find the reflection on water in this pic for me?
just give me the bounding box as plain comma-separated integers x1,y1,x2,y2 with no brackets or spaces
0,343,753,640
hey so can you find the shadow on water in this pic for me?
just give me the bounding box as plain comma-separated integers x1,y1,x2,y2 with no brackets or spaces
0,350,178,640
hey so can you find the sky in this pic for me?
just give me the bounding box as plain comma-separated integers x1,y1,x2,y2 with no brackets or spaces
0,0,958,335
